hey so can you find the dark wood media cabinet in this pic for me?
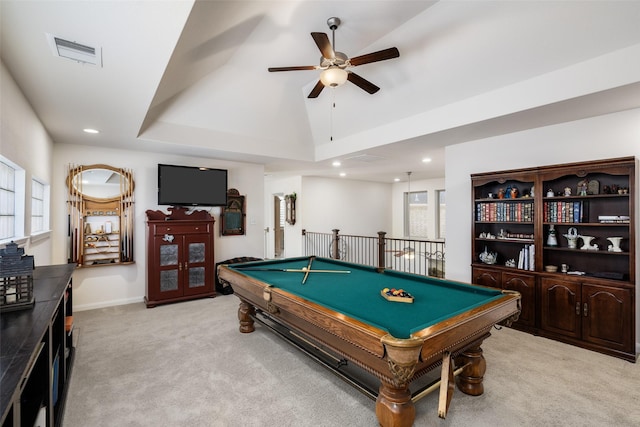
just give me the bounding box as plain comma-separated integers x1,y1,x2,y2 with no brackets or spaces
145,207,216,307
1,264,76,427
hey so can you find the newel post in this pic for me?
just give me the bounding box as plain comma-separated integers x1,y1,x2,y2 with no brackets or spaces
331,229,340,259
377,231,386,271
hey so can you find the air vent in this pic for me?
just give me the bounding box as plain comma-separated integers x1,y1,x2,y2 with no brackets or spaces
46,33,102,67
344,154,385,163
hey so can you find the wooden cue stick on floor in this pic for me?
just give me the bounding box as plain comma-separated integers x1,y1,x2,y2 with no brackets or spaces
411,363,470,404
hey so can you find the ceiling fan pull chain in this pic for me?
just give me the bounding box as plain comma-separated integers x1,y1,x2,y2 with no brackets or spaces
330,90,335,141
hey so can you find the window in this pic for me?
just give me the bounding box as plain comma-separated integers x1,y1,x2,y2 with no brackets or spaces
0,161,16,240
0,157,25,242
31,178,50,234
436,190,446,239
404,191,428,238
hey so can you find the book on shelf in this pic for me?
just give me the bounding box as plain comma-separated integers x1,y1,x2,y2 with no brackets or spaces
598,215,630,223
517,244,535,271
543,200,585,223
475,201,533,222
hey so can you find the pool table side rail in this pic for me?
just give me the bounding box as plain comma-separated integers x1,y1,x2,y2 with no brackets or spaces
219,265,389,357
411,290,521,364
219,265,521,371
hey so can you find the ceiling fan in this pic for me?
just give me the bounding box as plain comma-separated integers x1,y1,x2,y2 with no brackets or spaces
268,17,400,98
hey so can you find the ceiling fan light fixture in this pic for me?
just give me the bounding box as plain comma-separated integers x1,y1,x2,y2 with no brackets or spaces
320,66,348,87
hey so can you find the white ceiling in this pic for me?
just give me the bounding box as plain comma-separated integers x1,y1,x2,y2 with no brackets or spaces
2,0,640,183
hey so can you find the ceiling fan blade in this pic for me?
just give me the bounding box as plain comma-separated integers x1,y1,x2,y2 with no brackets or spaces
307,80,325,98
349,47,399,67
311,32,335,59
347,72,380,94
268,65,317,72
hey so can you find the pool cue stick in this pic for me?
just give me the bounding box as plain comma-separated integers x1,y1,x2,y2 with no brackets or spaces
235,268,350,274
302,256,315,284
411,362,471,404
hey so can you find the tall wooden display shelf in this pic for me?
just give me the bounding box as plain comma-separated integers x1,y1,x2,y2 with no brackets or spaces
471,157,636,361
145,207,215,308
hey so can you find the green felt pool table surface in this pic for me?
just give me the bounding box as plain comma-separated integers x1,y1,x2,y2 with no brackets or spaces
229,256,504,339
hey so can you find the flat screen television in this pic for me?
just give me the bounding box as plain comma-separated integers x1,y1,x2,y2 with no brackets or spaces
157,164,228,206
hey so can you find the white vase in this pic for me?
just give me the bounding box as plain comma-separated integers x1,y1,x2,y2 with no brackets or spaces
579,235,597,250
607,237,623,252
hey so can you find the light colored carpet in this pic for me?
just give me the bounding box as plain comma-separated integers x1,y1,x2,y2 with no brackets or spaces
63,295,640,426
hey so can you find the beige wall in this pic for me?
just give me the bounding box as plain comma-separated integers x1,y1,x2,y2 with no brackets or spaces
52,143,265,310
0,61,54,264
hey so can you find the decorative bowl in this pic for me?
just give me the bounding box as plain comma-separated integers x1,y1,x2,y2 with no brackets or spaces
545,265,558,273
479,247,497,265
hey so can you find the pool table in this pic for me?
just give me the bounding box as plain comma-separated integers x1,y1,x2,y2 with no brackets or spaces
218,257,520,427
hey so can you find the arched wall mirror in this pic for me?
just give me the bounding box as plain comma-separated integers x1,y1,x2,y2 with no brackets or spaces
66,164,135,267
68,165,134,201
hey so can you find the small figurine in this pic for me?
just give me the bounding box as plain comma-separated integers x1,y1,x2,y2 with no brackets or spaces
564,187,571,196
510,187,518,198
505,186,512,199
577,180,588,196
497,188,505,199
546,189,554,197
547,225,558,247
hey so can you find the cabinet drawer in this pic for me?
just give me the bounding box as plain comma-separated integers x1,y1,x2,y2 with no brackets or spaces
153,223,211,235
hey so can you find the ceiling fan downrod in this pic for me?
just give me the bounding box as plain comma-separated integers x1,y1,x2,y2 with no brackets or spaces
327,17,340,52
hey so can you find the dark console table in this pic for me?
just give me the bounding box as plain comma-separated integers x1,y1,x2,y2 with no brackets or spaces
1,264,76,427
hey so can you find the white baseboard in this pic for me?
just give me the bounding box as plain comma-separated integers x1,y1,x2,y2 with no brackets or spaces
74,296,143,312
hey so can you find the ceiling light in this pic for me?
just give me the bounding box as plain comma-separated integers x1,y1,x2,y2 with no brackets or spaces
332,161,341,167
422,157,432,163
339,172,346,177
320,67,348,87
394,178,401,182
83,128,99,134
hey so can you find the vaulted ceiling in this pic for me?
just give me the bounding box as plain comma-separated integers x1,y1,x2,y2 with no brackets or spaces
2,1,640,182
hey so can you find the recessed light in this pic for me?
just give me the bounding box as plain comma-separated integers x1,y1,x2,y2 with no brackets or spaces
394,178,401,182
339,172,346,177
332,161,341,167
422,157,432,163
83,128,99,134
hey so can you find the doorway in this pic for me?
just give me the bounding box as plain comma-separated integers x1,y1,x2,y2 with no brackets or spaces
274,195,285,257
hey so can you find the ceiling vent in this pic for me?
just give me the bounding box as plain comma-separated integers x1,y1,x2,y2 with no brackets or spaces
46,33,102,67
344,154,385,163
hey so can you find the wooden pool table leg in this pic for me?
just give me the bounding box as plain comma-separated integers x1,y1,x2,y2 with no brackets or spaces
238,300,255,333
377,334,423,427
376,382,415,427
454,339,487,396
